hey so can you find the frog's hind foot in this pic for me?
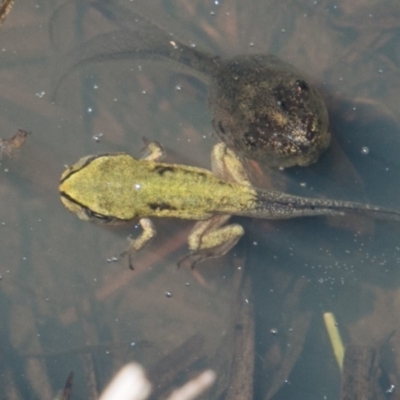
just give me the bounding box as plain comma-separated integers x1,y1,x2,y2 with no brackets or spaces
181,216,245,269
178,233,242,269
177,252,210,270
141,137,165,162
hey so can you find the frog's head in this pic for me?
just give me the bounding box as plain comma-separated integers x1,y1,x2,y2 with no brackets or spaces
59,153,135,225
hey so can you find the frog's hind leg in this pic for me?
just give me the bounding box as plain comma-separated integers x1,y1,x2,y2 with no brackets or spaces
211,143,252,186
178,144,250,268
178,214,244,269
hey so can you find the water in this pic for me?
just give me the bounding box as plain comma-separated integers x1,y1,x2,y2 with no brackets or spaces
1,0,400,398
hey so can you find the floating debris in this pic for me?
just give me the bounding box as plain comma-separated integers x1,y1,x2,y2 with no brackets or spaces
99,362,215,400
324,311,344,371
58,372,73,400
0,129,30,158
0,0,14,25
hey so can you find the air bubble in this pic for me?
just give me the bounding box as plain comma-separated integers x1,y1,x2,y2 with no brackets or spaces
361,146,369,155
92,133,103,142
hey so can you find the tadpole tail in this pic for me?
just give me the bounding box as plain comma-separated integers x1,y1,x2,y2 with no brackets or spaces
51,4,218,100
251,189,400,222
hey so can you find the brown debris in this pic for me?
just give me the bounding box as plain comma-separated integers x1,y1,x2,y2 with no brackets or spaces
0,129,30,157
0,0,14,25
61,372,74,400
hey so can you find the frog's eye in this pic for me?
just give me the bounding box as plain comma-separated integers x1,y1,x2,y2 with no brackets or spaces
84,208,114,224
295,79,309,93
279,100,288,112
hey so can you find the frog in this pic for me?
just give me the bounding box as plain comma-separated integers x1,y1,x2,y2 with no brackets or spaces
59,141,400,269
54,2,330,168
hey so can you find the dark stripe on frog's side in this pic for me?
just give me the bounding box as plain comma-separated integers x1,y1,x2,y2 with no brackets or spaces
152,164,209,180
59,153,117,184
148,202,178,212
59,190,99,217
59,190,80,207
59,190,131,223
153,165,176,175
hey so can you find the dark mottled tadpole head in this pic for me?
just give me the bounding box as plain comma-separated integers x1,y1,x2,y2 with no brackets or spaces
209,55,330,167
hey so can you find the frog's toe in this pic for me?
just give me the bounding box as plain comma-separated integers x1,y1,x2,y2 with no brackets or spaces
177,252,206,270
179,234,244,269
120,249,135,270
178,247,226,269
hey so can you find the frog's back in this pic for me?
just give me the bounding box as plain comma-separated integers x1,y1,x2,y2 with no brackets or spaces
68,154,255,221
125,158,256,220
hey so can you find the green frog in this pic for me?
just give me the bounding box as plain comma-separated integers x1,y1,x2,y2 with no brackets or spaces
55,3,330,167
59,141,400,268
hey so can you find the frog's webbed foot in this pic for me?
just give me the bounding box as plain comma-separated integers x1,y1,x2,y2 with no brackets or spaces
121,218,156,269
179,215,244,269
211,143,252,186
141,137,165,162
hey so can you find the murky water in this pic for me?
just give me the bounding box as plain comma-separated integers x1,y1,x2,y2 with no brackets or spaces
1,0,400,398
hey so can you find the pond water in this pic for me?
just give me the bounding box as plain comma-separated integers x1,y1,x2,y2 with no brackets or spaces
1,0,400,398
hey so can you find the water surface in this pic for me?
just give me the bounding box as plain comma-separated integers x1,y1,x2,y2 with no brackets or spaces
0,1,400,398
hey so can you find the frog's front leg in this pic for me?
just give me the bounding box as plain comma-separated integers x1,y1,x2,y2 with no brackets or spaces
123,139,163,268
179,143,250,268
